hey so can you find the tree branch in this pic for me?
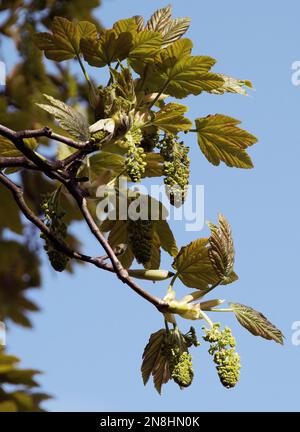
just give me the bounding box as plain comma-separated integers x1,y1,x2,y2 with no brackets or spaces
12,126,90,150
0,170,168,312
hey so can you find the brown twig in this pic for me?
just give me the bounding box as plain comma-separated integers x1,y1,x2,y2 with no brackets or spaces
0,132,168,312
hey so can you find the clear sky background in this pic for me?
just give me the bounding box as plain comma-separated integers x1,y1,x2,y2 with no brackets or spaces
2,0,300,412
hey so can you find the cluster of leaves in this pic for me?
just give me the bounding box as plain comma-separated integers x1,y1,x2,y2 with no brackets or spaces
0,348,49,412
141,326,199,393
31,4,282,392
0,3,283,398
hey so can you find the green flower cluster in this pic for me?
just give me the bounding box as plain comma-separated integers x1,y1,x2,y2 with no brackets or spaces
125,141,147,182
41,193,69,272
128,218,153,266
170,349,194,388
203,323,241,388
161,326,200,389
158,135,190,208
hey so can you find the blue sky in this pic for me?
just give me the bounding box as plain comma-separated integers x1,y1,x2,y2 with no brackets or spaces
2,0,300,411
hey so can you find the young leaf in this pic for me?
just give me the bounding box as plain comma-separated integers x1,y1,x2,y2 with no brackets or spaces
195,114,257,168
141,329,170,394
77,21,98,39
0,136,37,157
145,5,172,33
34,17,83,61
144,4,190,48
152,103,192,134
0,187,23,234
155,220,178,257
88,152,125,181
81,29,132,68
173,238,219,289
230,303,284,344
161,17,191,48
36,94,90,141
146,40,223,98
113,18,138,35
107,220,134,269
210,74,253,96
208,214,237,284
133,15,145,32
129,31,162,62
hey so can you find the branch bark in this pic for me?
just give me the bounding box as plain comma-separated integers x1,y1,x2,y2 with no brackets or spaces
0,125,169,312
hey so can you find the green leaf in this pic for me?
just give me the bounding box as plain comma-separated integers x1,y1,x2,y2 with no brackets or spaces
154,220,178,257
113,18,138,35
88,152,125,180
230,303,284,344
129,31,162,61
34,17,81,61
147,229,161,270
133,15,145,32
152,102,192,134
77,21,98,39
146,39,222,98
0,136,37,157
145,5,172,33
210,74,253,96
144,5,190,48
173,238,219,289
141,329,170,394
0,186,23,234
0,401,17,412
161,17,191,48
36,94,90,141
81,29,132,68
207,214,237,284
195,114,257,168
5,369,40,387
107,220,134,269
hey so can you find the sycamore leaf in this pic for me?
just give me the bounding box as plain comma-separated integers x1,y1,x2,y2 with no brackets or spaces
141,329,170,394
36,94,90,141
161,17,191,48
107,220,134,269
145,5,172,33
77,21,98,39
152,102,192,134
195,114,257,168
173,238,219,289
129,31,162,61
230,303,284,344
0,136,37,157
146,40,222,98
148,229,161,270
88,152,125,181
81,29,132,68
143,153,164,178
133,15,145,32
222,271,239,285
5,369,40,387
208,214,237,284
154,220,178,257
210,74,253,96
113,18,138,35
0,186,23,234
34,17,83,61
0,402,17,412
